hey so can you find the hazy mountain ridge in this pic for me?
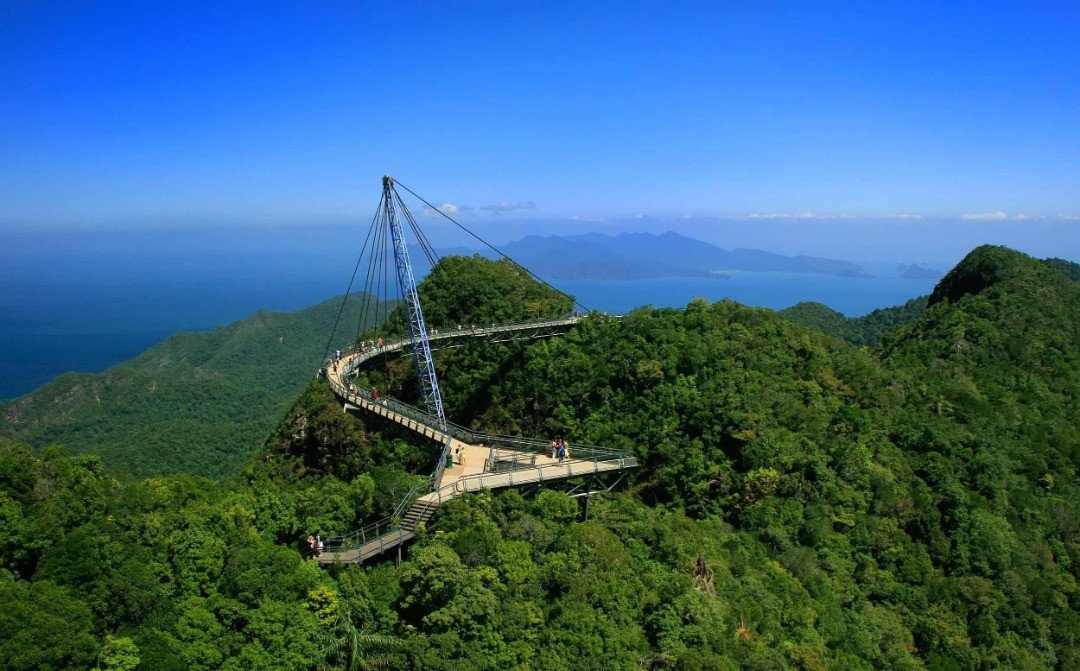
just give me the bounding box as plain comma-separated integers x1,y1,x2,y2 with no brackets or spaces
897,263,943,279
432,231,869,280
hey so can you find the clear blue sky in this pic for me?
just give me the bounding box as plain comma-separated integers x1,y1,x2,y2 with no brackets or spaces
2,1,1079,227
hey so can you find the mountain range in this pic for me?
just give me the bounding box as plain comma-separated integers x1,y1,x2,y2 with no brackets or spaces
424,231,869,280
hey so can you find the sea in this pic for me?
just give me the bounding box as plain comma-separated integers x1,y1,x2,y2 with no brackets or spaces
0,245,937,401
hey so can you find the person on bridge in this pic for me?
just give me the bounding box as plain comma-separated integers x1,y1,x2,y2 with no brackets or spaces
551,439,558,459
377,336,384,347
371,387,379,401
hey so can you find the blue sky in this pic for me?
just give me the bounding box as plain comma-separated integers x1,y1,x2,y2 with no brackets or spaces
2,1,1079,231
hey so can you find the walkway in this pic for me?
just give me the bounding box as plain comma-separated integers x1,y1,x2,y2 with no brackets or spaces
317,315,637,564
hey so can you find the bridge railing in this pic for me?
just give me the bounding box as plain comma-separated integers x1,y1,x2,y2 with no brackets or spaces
320,480,427,555
324,313,588,372
335,380,630,464
428,454,635,504
319,313,634,560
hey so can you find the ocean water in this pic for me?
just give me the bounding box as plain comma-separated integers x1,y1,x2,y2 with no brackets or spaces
553,271,935,315
0,260,936,400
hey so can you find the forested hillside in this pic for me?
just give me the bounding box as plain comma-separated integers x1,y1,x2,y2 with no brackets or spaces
0,294,379,478
1,248,1077,670
779,255,1079,347
779,296,928,346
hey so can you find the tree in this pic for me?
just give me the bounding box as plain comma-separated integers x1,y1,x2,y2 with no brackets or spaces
97,636,139,671
317,602,401,671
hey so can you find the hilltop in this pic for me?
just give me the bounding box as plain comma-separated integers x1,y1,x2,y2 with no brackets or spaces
779,296,928,346
0,293,380,478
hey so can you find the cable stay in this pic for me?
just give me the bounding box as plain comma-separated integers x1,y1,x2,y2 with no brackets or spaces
314,176,633,565
322,176,586,389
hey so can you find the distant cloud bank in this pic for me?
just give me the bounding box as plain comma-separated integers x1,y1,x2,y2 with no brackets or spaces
746,212,924,221
481,201,537,215
959,211,1046,222
424,200,538,218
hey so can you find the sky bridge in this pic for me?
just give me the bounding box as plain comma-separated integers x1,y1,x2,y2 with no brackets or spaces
320,320,637,564
315,178,636,564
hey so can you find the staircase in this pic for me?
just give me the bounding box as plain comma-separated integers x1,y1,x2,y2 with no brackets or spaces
400,497,439,532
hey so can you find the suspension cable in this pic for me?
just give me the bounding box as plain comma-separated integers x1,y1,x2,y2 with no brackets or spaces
394,189,440,269
392,180,590,313
324,195,383,363
355,194,385,344
358,195,389,343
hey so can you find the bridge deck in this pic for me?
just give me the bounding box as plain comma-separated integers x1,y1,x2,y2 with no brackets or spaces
318,316,637,564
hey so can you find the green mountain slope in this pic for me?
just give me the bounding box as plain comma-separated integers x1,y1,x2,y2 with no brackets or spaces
779,296,928,346
1043,256,1080,282
0,293,379,478
1,248,1077,670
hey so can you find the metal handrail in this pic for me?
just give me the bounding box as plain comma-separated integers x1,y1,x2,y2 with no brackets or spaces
337,382,630,462
318,313,633,561
324,314,589,370
320,480,427,554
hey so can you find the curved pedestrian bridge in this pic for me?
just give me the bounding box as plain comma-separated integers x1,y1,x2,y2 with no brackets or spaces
318,315,638,564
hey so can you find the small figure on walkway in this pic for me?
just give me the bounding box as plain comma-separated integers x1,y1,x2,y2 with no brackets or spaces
371,387,379,401
561,439,571,460
315,535,323,558
307,535,316,556
557,439,569,463
551,439,558,459
456,445,466,468
377,336,384,347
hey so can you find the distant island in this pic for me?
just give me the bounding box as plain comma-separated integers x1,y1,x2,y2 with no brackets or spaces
427,231,869,281
897,263,943,280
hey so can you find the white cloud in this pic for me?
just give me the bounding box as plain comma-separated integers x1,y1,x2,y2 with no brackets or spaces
961,211,1009,221
747,212,857,220
423,202,474,217
480,200,537,215
877,213,924,220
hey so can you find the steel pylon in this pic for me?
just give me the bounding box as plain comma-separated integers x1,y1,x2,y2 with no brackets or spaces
382,176,446,424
